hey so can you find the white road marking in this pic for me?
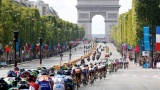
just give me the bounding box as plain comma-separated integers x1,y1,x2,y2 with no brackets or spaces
122,75,127,76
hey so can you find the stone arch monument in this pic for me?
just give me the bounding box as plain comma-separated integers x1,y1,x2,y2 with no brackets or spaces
76,0,120,40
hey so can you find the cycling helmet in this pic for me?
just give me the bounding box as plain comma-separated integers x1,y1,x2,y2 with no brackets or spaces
33,70,39,74
12,77,22,87
49,72,55,76
7,70,17,77
77,65,80,67
27,70,32,73
50,67,54,71
20,68,25,72
64,69,71,76
26,75,36,82
41,67,46,70
74,64,77,67
20,71,30,78
31,71,38,77
40,69,48,75
60,66,64,70
37,67,41,70
17,80,30,89
14,67,19,71
0,78,9,90
94,63,97,65
62,67,68,70
57,70,63,75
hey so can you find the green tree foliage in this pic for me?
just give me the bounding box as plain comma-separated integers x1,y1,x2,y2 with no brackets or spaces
111,0,160,48
0,0,85,49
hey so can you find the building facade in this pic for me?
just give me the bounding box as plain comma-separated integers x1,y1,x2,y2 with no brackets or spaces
12,0,59,17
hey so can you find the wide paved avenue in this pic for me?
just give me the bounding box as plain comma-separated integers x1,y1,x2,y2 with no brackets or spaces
1,43,160,90
77,44,160,90
0,43,92,76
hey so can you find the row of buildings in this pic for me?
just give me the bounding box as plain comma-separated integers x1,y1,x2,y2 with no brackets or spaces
11,0,59,17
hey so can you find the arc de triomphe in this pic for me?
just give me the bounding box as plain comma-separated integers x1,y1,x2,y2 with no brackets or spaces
76,0,120,40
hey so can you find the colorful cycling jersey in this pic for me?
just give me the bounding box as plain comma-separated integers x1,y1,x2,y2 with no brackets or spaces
93,65,97,69
71,66,76,75
81,67,87,77
89,66,94,70
75,68,81,74
52,75,66,90
98,65,102,69
102,64,105,68
89,67,94,73
82,67,87,73
4,77,14,87
52,75,66,84
36,75,52,90
65,76,73,89
29,82,39,90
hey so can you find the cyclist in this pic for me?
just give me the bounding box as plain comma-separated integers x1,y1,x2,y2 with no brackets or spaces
17,79,30,90
57,66,66,75
26,75,39,90
52,71,68,90
64,68,74,90
49,67,55,76
87,56,90,62
81,64,88,84
119,58,123,69
80,58,85,65
97,62,103,78
0,78,9,90
101,61,107,78
36,69,53,90
18,68,25,77
88,63,95,83
73,64,82,87
114,59,118,72
93,63,98,80
7,70,17,77
19,71,31,79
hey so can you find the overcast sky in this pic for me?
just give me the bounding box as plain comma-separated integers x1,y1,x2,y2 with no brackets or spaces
31,0,132,34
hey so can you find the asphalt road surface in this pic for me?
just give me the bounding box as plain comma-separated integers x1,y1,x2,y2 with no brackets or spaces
1,43,160,90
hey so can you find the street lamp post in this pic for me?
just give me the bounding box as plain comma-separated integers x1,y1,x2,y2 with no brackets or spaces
13,31,19,67
84,46,85,54
150,35,154,68
69,44,72,63
39,37,42,67
60,53,63,66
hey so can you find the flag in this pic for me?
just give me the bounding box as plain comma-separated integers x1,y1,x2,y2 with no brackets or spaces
5,45,10,53
57,43,60,49
143,27,150,50
126,44,130,49
122,43,126,50
30,44,34,50
41,45,44,50
136,46,140,52
155,26,160,51
54,45,57,49
48,46,51,50
36,44,40,51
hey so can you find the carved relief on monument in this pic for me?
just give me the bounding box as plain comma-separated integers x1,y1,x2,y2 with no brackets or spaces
108,13,118,19
81,23,87,31
90,12,106,19
109,24,115,31
79,13,89,19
